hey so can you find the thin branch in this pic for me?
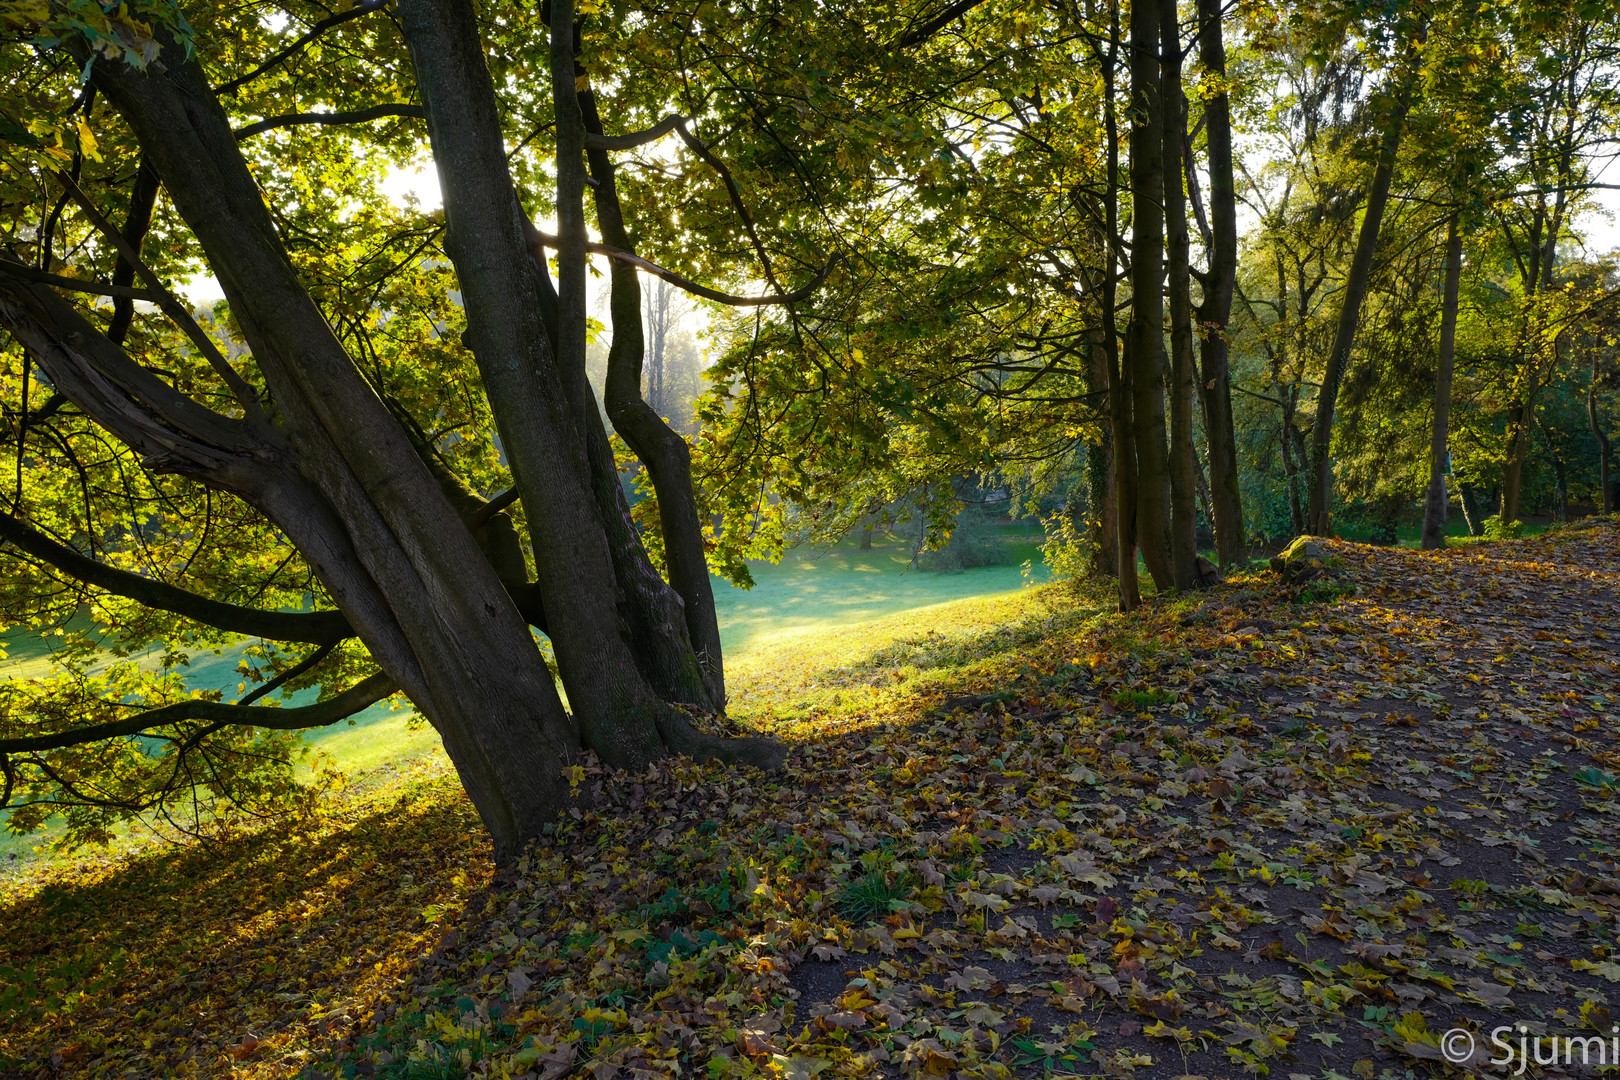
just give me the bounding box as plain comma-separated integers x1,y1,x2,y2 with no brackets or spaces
0,672,395,754
0,512,354,644
237,641,336,705
51,171,264,420
525,224,836,307
583,114,685,151
672,119,783,293
234,103,426,140
215,0,388,96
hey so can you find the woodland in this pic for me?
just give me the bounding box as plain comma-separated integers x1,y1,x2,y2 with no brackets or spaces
1,0,1620,1077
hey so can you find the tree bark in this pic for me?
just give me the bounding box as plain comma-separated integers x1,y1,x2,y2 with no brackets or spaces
1192,0,1245,567
1100,13,1140,610
1305,91,1410,535
1591,353,1613,515
1421,213,1462,550
1161,0,1201,590
1128,0,1174,588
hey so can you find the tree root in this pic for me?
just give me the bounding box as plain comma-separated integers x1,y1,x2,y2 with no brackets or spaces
654,710,788,771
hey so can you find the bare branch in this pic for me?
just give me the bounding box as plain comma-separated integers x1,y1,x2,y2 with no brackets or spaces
51,171,264,420
234,103,427,140
582,114,685,151
0,672,396,754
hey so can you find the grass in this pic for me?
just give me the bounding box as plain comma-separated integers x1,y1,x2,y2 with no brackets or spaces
1,526,1056,867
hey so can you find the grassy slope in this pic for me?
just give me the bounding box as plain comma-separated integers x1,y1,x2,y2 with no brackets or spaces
0,531,1046,863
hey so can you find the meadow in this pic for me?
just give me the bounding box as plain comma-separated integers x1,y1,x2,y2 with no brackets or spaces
0,528,1049,869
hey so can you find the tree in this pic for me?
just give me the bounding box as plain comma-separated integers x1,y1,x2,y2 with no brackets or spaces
0,0,795,857
1421,214,1464,549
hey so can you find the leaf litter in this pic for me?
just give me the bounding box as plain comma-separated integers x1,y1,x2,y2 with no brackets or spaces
3,519,1620,1079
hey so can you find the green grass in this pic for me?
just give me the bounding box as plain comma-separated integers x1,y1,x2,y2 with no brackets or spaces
2,525,1058,865
717,530,1045,654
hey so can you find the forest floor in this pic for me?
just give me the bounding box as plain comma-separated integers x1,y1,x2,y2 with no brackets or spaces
2,519,1619,1080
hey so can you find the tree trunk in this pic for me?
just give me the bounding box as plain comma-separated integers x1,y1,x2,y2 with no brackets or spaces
860,523,874,550
74,30,584,859
1500,361,1544,525
1459,481,1483,536
1305,91,1410,535
1100,14,1140,611
1161,0,1201,590
1193,0,1245,568
1421,213,1462,550
1086,331,1118,576
399,0,768,775
575,85,728,705
1591,353,1613,514
1128,0,1174,589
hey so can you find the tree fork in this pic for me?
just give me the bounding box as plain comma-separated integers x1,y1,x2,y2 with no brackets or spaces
577,77,727,705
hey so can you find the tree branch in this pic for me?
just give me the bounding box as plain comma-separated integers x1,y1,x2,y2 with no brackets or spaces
0,512,355,643
51,171,264,420
464,486,519,530
234,103,427,140
672,119,784,293
582,114,685,151
895,0,990,48
237,641,336,705
524,224,836,307
215,0,388,96
0,672,395,754
0,271,271,488
0,261,162,303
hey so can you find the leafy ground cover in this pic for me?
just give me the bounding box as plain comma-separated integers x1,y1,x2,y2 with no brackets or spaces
3,520,1619,1079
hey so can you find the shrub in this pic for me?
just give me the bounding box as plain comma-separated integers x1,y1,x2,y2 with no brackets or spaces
1482,516,1522,540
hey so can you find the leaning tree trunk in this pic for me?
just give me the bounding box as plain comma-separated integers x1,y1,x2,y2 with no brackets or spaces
1194,0,1245,568
1421,212,1463,550
1161,0,1202,590
1128,0,1174,589
53,32,584,859
1305,91,1410,536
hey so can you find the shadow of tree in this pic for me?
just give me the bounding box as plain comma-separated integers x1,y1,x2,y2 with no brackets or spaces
0,770,489,1077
